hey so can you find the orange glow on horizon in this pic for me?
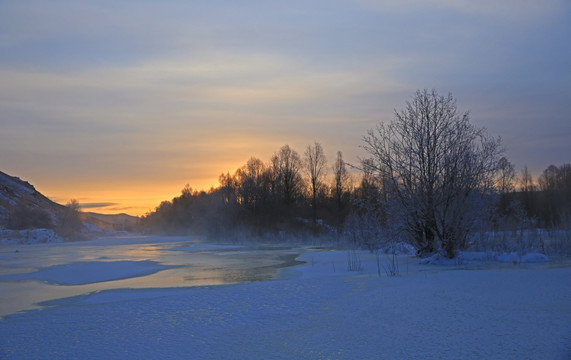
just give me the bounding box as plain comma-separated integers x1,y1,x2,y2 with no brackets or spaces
45,179,219,217
39,158,262,217
14,136,353,217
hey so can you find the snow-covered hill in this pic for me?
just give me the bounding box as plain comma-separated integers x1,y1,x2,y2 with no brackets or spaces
0,171,138,243
0,171,65,228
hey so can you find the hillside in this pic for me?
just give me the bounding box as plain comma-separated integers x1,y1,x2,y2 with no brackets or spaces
0,170,138,235
0,171,66,228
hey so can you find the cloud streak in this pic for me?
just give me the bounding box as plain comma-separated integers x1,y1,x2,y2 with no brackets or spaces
79,202,118,209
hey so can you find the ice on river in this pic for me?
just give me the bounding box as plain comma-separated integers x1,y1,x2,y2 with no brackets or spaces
0,235,570,359
0,260,171,285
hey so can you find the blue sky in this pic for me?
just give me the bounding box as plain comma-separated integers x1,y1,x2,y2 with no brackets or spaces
1,0,570,215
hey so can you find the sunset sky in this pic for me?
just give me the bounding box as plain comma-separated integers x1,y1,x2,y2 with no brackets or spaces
1,1,570,216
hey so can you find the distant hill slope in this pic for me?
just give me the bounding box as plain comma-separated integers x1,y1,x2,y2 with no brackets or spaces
0,170,138,233
80,212,139,232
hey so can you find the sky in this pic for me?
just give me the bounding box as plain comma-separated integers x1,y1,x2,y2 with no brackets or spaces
1,0,570,216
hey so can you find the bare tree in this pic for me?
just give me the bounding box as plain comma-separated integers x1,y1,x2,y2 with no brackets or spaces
348,159,387,251
363,89,503,257
492,157,519,231
236,157,267,209
66,199,81,212
332,151,352,229
57,199,84,240
537,164,571,229
271,144,303,205
519,165,535,193
496,157,516,193
332,151,351,208
218,172,237,205
304,142,327,226
518,165,536,224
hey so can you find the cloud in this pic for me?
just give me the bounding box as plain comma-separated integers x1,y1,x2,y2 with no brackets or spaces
356,0,568,22
79,202,118,209
0,49,411,146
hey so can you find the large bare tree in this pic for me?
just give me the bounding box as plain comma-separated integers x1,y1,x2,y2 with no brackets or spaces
363,89,503,257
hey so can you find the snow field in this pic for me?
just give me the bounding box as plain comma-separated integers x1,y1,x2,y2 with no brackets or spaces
1,247,570,359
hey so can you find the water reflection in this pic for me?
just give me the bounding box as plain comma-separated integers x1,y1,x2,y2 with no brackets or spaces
0,236,305,318
185,254,305,284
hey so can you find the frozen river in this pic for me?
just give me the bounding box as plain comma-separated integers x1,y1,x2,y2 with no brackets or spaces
1,235,571,359
0,235,305,317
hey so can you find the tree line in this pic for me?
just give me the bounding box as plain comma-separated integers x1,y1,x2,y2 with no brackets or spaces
495,163,571,231
141,89,571,258
141,144,353,240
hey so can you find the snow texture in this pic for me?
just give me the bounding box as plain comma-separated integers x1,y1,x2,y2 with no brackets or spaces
0,237,570,359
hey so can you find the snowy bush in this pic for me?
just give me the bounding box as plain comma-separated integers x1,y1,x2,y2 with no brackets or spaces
382,252,400,277
346,250,363,272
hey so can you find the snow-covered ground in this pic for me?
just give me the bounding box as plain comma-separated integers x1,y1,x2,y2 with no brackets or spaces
1,236,570,359
0,229,63,245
